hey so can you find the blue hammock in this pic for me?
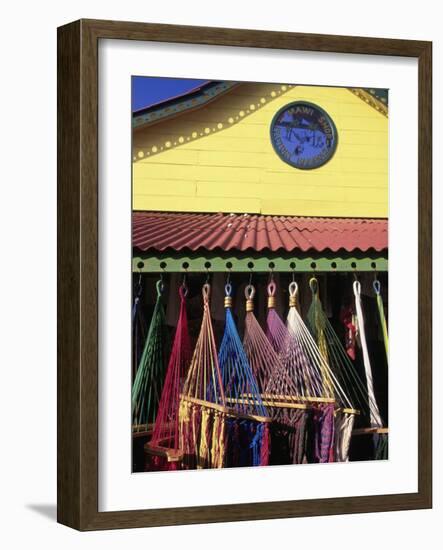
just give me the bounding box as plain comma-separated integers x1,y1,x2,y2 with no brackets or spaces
217,283,271,467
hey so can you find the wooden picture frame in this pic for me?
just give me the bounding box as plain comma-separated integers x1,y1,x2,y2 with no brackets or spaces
57,19,432,530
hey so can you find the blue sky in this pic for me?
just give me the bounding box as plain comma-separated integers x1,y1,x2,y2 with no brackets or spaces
132,76,208,111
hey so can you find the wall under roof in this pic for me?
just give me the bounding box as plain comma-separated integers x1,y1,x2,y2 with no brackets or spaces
132,83,388,218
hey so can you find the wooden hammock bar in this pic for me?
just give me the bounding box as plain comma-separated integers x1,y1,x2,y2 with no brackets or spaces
241,393,336,404
352,427,389,436
180,395,272,424
226,396,310,410
144,443,184,462
340,407,361,415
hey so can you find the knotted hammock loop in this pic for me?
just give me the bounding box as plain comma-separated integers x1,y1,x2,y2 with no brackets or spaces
353,280,362,296
245,284,255,312
309,277,319,295
267,281,277,309
373,280,381,295
224,282,233,308
245,284,255,300
288,281,298,308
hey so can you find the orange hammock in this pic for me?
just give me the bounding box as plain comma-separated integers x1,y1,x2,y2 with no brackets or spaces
179,284,228,469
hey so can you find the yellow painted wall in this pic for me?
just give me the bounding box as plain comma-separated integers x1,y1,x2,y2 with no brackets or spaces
132,83,388,218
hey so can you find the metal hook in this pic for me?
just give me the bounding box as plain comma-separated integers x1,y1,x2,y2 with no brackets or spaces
248,271,253,285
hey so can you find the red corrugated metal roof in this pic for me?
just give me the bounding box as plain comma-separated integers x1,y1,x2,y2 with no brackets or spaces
132,212,388,253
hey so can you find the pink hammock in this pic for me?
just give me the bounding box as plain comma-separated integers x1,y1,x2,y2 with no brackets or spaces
145,284,192,471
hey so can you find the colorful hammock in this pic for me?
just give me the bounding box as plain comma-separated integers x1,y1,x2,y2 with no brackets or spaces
132,274,147,379
145,283,192,471
243,284,281,392
219,283,271,467
242,283,312,464
266,280,353,463
132,279,170,430
306,277,386,460
353,280,388,458
179,283,227,469
374,278,389,366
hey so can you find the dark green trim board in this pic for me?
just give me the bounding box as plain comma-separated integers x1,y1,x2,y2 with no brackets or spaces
58,19,432,530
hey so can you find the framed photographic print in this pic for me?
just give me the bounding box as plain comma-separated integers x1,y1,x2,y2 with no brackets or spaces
57,19,432,530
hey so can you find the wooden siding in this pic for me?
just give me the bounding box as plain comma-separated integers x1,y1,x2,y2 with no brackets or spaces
132,83,388,217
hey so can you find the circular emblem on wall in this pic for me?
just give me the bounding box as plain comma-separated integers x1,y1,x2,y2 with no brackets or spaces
270,101,338,169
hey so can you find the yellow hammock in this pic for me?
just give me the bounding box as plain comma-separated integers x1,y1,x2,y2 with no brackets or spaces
179,284,227,469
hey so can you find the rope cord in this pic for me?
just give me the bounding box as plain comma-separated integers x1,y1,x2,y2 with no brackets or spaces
132,278,170,427
353,281,383,428
374,279,389,365
284,282,353,409
150,284,192,451
306,278,383,424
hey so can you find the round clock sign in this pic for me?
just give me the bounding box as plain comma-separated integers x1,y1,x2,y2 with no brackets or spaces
270,101,337,169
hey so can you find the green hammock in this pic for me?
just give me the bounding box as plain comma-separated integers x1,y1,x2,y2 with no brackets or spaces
373,279,389,366
132,279,170,429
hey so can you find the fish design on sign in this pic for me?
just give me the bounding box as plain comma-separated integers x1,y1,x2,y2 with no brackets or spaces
270,102,338,169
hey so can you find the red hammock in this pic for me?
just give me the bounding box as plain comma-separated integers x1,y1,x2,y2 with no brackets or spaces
145,284,192,471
